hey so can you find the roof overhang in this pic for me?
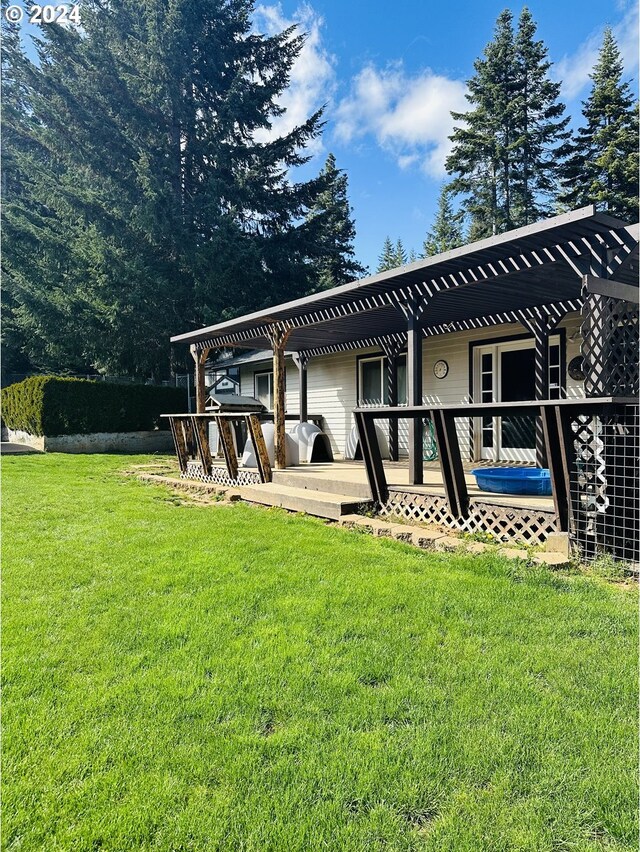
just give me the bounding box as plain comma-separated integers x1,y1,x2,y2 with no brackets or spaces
171,206,639,355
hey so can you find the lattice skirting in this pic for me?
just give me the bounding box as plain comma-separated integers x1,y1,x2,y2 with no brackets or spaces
380,490,558,545
182,461,262,487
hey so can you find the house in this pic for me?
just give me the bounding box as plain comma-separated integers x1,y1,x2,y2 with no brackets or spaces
202,314,584,465
168,206,639,564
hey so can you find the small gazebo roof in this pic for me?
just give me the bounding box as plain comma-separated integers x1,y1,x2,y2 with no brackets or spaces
171,206,638,355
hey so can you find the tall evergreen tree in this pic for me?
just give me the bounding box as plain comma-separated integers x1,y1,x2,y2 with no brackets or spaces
377,236,396,272
422,185,466,256
306,153,367,289
512,7,570,224
446,9,516,238
2,0,331,378
446,7,568,237
560,28,639,221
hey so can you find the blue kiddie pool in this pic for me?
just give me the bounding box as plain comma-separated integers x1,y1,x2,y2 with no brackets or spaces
471,467,552,496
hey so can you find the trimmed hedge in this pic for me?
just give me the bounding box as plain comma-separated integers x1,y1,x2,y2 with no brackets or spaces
1,376,187,436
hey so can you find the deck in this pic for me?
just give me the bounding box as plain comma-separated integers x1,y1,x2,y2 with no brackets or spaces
273,459,555,512
195,456,555,513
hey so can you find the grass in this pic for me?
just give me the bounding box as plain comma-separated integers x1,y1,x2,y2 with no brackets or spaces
2,454,638,851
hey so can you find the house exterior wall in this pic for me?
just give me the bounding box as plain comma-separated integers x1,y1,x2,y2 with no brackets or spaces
238,312,584,460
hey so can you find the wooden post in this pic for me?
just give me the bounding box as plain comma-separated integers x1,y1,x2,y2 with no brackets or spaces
190,345,210,414
354,410,389,504
518,308,566,468
407,309,423,485
387,355,399,461
245,414,272,482
268,324,291,470
292,352,309,424
191,415,213,477
533,324,549,467
380,337,403,463
216,415,238,480
432,410,469,518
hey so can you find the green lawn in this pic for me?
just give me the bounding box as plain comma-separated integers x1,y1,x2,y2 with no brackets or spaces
2,454,637,851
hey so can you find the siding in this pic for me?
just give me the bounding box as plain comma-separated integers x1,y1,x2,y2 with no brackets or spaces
240,360,300,414
238,312,584,459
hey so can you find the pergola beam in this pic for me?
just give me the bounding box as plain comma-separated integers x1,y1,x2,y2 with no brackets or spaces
584,274,639,304
188,233,623,353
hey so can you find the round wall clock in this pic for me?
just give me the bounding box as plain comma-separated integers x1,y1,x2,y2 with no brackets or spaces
433,359,449,379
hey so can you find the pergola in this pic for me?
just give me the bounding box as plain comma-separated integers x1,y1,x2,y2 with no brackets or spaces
171,206,639,478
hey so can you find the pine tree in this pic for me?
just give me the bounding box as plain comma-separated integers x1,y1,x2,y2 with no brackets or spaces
394,239,408,267
1,0,331,378
511,7,570,224
307,153,367,289
422,185,466,256
377,236,396,272
446,10,517,238
377,236,411,271
446,7,568,237
560,28,639,221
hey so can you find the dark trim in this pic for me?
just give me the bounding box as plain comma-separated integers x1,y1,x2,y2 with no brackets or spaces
585,274,639,304
467,328,568,460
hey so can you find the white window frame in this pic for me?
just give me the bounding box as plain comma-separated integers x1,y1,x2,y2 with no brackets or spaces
254,370,274,411
358,356,385,407
473,335,561,462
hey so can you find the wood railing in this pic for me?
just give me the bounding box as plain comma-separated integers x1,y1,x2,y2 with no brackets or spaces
353,397,636,531
162,413,272,483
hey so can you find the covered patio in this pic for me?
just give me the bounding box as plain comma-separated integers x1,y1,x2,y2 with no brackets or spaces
169,206,639,558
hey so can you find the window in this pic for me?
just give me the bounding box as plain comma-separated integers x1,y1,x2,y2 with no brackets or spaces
548,343,561,399
397,356,407,405
254,371,273,410
358,354,407,406
360,357,385,405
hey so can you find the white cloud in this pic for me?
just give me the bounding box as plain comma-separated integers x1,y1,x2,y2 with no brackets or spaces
555,2,639,100
334,63,467,179
252,3,335,154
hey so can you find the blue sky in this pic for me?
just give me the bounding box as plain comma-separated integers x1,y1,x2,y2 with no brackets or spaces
252,0,639,270
14,0,639,271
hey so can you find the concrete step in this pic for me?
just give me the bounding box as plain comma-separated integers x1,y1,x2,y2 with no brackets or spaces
238,482,367,520
271,469,371,499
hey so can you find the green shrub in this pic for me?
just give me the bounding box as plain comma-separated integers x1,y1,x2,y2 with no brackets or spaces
1,376,187,436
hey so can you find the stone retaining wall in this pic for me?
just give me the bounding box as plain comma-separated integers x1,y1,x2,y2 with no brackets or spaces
7,429,173,454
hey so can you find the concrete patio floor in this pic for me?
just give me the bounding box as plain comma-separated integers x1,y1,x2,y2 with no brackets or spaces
206,456,555,512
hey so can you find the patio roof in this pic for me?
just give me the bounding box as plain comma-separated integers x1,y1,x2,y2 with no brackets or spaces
171,206,639,355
